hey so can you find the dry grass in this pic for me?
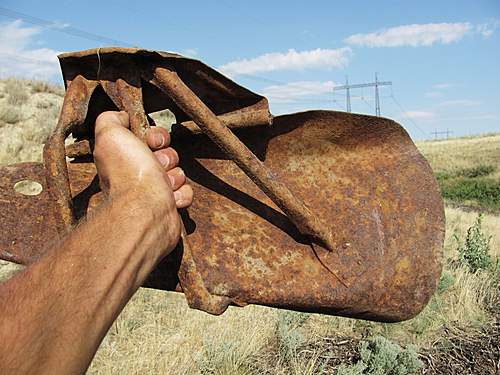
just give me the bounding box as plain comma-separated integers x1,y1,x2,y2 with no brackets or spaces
30,79,65,96
417,134,500,179
4,78,30,106
0,78,499,374
88,294,276,374
0,78,62,164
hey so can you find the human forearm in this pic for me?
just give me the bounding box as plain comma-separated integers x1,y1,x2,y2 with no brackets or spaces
0,111,192,374
0,189,176,374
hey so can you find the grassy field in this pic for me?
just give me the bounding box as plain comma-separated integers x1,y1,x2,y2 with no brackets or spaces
0,78,499,374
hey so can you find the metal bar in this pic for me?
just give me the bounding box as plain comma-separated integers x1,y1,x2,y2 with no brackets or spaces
43,76,98,233
151,66,336,252
333,81,392,90
180,108,272,134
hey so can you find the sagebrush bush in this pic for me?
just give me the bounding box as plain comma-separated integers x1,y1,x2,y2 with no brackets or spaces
437,270,455,294
456,214,492,273
457,164,495,178
0,106,23,124
275,310,309,362
5,79,29,105
337,336,422,375
196,337,255,375
30,80,65,96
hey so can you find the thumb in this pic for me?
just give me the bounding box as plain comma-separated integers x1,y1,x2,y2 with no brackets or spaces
95,111,130,138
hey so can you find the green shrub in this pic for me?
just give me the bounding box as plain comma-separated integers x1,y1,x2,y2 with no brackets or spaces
434,164,499,211
456,214,492,273
196,337,254,375
437,270,455,294
275,310,309,361
435,170,451,181
337,336,422,375
440,177,500,210
457,164,495,178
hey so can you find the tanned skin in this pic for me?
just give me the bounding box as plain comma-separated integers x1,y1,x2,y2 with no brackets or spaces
0,111,193,374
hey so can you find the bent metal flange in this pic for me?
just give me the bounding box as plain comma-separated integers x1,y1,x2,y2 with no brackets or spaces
0,48,445,322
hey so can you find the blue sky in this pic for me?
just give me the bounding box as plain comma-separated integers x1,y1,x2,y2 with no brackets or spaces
0,0,499,140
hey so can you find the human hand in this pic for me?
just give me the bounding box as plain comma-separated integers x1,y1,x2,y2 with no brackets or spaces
92,111,193,254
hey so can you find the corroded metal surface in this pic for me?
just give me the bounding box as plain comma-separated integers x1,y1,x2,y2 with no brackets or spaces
0,48,444,322
151,67,338,275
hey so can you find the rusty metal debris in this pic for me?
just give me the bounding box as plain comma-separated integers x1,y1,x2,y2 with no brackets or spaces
0,48,445,322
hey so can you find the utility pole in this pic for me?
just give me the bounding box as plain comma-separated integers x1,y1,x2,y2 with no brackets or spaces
375,73,381,117
431,129,453,140
345,76,351,113
333,73,392,116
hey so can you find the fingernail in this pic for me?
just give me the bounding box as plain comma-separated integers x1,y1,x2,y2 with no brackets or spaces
154,133,165,148
178,168,184,176
174,190,183,202
157,153,170,167
168,174,175,187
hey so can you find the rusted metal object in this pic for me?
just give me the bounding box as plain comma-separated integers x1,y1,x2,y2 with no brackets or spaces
0,48,445,322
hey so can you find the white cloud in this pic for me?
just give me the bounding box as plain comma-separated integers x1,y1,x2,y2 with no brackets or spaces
219,47,352,76
262,80,336,103
344,22,473,47
439,99,480,107
402,110,436,120
476,20,500,37
0,20,60,80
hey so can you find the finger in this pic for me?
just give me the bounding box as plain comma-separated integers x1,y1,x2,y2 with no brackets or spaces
146,127,171,150
95,111,130,136
166,167,186,190
154,147,179,170
173,184,193,208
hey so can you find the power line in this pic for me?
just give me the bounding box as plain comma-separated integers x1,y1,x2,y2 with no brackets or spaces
389,93,428,138
0,51,52,64
0,6,136,47
333,98,347,111
431,129,453,140
217,0,271,28
104,0,218,39
268,97,334,104
359,96,374,112
238,73,336,93
237,73,343,109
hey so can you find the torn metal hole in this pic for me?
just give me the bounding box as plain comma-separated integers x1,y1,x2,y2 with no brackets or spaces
149,108,176,131
14,180,43,196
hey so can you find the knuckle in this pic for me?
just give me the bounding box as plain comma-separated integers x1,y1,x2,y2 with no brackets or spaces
168,215,182,243
95,111,116,128
95,111,128,134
